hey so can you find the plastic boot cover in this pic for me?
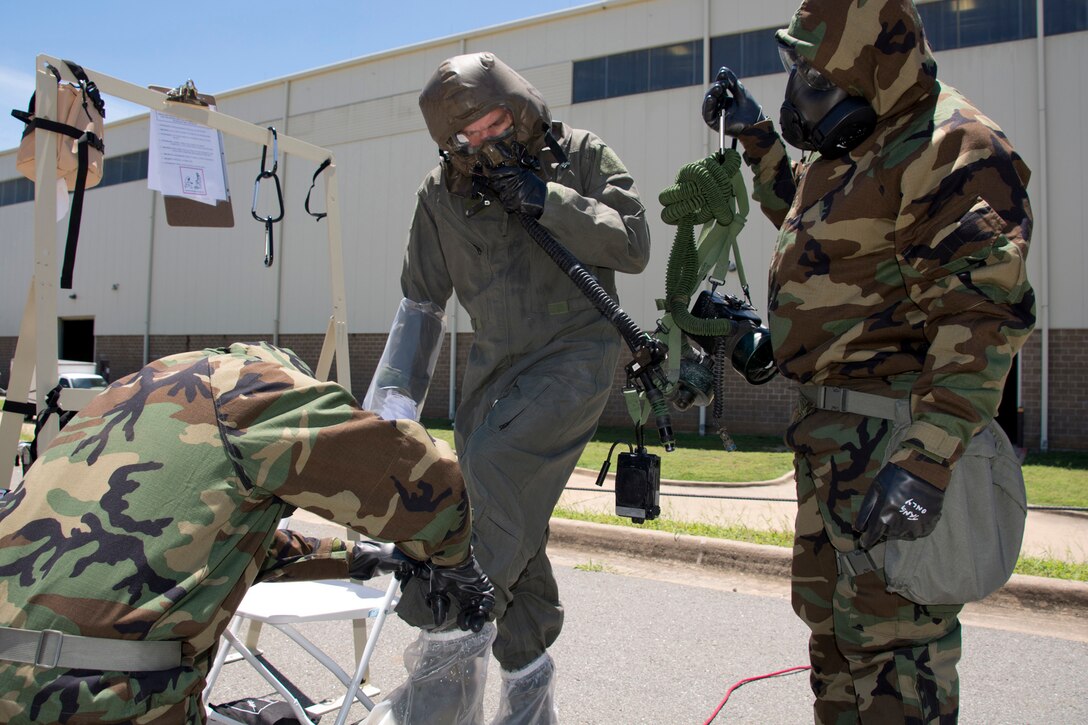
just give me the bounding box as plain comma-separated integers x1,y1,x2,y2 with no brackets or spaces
363,622,496,725
491,652,558,725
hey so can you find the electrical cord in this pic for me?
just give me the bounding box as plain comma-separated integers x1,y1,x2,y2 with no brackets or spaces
703,665,811,724
566,486,795,503
565,486,1088,511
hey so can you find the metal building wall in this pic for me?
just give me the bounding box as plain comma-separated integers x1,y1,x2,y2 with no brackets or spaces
1,0,1084,446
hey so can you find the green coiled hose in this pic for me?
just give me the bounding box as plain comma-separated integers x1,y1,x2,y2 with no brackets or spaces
657,149,744,339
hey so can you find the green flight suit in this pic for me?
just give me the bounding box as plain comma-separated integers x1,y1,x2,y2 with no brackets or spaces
394,121,650,670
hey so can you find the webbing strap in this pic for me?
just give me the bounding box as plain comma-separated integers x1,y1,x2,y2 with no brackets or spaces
0,625,182,672
60,137,91,289
1,399,35,417
304,158,332,220
623,386,649,426
695,165,752,302
836,544,886,578
798,385,900,420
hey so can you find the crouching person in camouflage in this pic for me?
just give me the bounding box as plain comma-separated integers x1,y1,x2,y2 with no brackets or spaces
0,342,494,724
698,1,1034,722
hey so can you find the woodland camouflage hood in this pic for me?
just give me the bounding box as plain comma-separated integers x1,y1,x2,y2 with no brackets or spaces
776,0,938,118
419,52,552,189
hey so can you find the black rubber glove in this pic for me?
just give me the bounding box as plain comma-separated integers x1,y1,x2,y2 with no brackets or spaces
482,144,547,220
854,463,946,550
425,550,496,633
484,163,547,219
348,541,419,582
701,66,767,135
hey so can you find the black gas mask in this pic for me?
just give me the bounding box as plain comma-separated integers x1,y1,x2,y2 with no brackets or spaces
778,46,876,158
667,289,777,414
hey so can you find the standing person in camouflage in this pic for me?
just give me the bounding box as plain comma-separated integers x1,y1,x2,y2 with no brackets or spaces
364,52,650,725
0,342,494,724
698,1,1035,722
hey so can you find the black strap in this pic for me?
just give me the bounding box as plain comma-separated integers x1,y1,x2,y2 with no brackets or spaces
55,62,105,290
1,400,35,417
62,60,105,119
543,127,570,170
28,385,72,462
23,117,104,151
60,138,90,289
303,158,332,221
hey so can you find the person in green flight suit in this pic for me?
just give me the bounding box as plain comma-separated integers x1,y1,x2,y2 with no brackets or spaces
365,52,650,725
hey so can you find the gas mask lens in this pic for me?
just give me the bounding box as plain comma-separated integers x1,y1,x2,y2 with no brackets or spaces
452,108,515,155
778,45,835,92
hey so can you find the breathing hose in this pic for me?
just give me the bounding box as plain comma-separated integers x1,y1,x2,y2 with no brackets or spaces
657,149,744,339
517,213,674,450
517,214,647,351
657,149,749,449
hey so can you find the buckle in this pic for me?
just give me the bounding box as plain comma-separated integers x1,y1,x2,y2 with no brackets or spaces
34,629,64,669
837,548,876,578
818,386,848,413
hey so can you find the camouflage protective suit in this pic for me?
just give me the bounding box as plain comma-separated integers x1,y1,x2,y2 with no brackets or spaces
0,342,471,724
730,1,1035,722
394,54,650,671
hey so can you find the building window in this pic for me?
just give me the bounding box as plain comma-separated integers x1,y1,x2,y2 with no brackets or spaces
0,176,34,207
709,27,782,80
97,149,149,188
916,0,1086,47
570,2,1079,102
573,40,703,103
918,0,1037,50
1044,0,1088,36
0,149,148,207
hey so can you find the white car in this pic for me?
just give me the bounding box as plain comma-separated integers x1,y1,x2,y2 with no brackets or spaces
58,373,108,390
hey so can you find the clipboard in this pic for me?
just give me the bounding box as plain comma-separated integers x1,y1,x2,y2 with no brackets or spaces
149,84,235,228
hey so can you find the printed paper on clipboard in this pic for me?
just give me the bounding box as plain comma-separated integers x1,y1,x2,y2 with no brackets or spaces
148,84,234,227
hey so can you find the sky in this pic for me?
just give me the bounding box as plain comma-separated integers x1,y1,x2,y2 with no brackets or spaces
1,0,594,151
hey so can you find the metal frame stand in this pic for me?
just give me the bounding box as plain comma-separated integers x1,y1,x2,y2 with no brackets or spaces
1,54,352,474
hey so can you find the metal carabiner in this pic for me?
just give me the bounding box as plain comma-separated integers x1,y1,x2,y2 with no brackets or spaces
252,127,284,267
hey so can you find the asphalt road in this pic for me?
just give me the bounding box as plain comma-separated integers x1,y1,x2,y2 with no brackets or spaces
207,517,1088,725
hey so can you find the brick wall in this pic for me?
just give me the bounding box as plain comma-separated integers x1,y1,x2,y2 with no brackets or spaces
595,352,795,437
2,329,1085,451
1026,329,1088,450
1019,333,1042,450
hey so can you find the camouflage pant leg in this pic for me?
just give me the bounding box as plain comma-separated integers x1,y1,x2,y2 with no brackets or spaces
792,451,962,724
792,454,858,722
0,664,203,724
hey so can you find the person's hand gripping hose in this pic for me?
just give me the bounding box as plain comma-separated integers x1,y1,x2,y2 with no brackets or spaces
481,142,547,219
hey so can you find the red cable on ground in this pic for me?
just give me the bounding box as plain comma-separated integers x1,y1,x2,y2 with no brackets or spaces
703,665,812,724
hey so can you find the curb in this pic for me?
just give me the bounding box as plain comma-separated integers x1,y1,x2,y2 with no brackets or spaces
549,517,792,578
548,518,1088,614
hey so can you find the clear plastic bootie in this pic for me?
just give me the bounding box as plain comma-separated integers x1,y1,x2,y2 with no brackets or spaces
363,622,496,725
490,651,559,725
